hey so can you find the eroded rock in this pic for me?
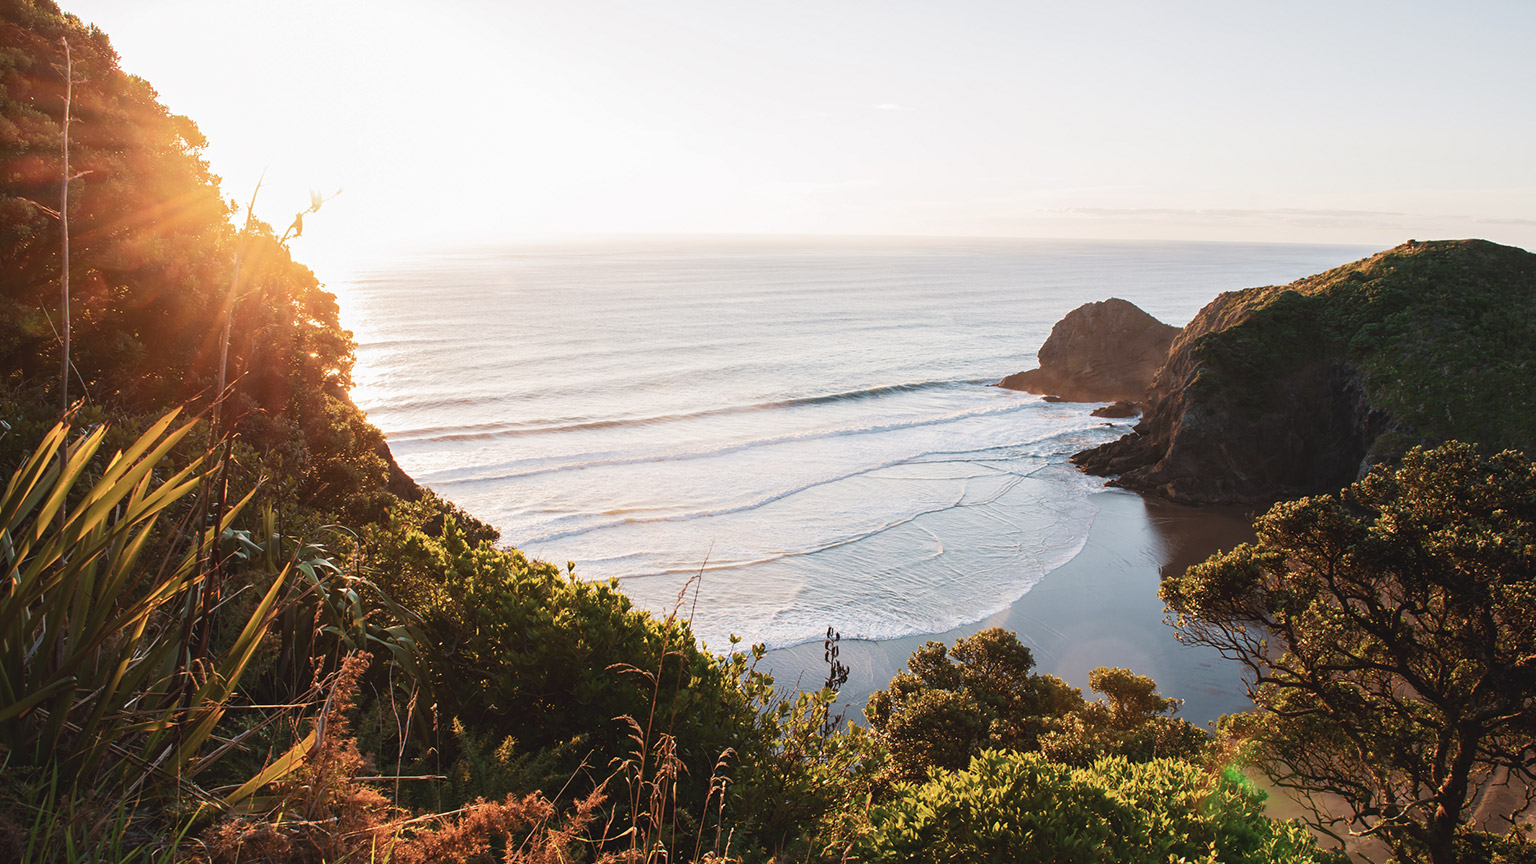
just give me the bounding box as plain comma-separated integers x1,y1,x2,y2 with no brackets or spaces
999,298,1179,403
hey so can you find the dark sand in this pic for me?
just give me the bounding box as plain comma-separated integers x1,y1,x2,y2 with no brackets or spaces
761,488,1257,728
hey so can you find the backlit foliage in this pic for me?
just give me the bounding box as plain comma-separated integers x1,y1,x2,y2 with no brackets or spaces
1163,442,1536,864
857,749,1344,864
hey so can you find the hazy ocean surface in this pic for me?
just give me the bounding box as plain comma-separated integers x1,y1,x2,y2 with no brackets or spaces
341,237,1375,651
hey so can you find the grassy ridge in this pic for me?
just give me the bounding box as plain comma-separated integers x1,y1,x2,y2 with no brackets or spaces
1193,239,1536,460
1077,239,1536,504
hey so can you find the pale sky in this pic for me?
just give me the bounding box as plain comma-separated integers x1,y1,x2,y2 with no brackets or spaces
60,0,1536,282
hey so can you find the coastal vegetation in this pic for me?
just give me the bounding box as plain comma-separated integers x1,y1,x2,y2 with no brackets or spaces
857,750,1340,864
1075,239,1536,504
1162,444,1536,864
1,2,1533,862
863,628,1208,785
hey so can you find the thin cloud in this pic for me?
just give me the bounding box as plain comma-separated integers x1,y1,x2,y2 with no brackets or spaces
1062,207,1406,220
1475,217,1536,226
875,103,914,112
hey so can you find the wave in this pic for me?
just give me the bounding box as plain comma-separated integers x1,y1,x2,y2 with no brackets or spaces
601,476,1022,580
520,455,930,544
356,337,449,352
417,396,1074,486
385,378,996,443
613,506,956,581
617,475,1105,652
513,431,1100,548
751,510,1102,650
364,390,529,414
554,487,972,580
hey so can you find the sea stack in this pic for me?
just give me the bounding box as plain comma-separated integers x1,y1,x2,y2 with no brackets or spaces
999,298,1179,404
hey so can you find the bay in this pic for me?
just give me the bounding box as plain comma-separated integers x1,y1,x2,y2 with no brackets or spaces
341,236,1376,654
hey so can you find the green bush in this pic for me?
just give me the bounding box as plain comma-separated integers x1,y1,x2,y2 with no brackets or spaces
1455,830,1536,864
713,643,883,860
362,508,758,819
857,749,1345,864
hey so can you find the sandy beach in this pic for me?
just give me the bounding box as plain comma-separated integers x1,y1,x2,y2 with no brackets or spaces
761,488,1258,728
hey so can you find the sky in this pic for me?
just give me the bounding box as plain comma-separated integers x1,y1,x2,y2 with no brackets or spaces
60,0,1536,281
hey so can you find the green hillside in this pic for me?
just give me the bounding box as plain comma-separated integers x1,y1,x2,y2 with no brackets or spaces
1077,239,1536,503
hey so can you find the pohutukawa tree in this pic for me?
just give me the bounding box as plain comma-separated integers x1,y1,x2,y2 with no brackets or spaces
1161,442,1536,864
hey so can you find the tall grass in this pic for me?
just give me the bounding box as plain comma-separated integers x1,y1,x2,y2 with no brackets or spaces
0,411,549,860
0,762,194,864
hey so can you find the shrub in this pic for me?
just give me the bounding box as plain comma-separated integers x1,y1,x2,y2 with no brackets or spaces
865,628,1082,783
857,749,1345,864
363,510,757,825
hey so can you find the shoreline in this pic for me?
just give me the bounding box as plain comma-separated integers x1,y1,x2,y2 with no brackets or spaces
760,487,1257,728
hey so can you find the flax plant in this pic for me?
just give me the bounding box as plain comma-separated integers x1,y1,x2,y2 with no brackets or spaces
0,409,291,802
2,763,195,864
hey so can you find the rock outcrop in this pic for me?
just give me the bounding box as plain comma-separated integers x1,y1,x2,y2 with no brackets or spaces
375,437,425,502
1073,240,1536,505
1090,400,1139,419
999,298,1179,404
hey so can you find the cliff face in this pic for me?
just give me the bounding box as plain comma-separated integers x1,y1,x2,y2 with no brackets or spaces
999,298,1180,403
1074,240,1536,505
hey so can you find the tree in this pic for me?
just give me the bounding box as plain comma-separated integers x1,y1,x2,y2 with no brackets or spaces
1161,442,1536,864
0,3,448,532
865,629,1209,785
864,628,1083,782
1037,667,1210,768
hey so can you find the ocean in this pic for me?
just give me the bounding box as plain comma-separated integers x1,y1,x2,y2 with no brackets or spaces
340,236,1375,654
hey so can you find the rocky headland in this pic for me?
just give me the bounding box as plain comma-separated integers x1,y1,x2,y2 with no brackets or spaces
1072,239,1536,504
999,298,1180,404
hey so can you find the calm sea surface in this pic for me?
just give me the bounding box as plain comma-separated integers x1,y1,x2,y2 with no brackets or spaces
340,237,1374,651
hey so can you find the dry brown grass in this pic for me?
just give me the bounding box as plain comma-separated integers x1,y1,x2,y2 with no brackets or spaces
199,654,621,864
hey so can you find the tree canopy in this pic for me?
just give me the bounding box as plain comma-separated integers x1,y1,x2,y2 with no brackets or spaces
864,627,1208,784
0,0,418,527
865,628,1082,782
1161,442,1536,864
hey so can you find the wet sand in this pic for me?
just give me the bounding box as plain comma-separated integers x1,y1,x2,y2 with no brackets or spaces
761,488,1258,728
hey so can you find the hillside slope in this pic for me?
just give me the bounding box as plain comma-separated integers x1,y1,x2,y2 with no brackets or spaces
0,0,452,528
1074,240,1536,504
